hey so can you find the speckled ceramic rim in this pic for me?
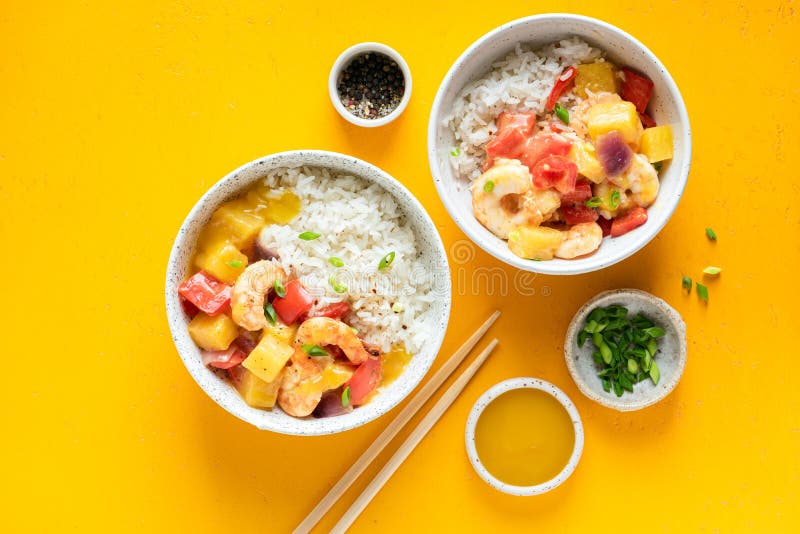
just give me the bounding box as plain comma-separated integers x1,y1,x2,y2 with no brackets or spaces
165,150,451,435
564,289,687,411
328,42,412,127
465,378,584,496
427,13,692,275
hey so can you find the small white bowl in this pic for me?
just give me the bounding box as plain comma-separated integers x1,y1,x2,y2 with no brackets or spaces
565,289,687,411
428,13,692,275
328,42,412,127
465,378,584,496
165,150,451,435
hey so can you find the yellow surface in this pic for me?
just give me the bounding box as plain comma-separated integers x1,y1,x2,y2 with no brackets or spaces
2,1,799,532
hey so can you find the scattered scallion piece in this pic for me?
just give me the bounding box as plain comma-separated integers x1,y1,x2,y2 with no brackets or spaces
578,305,665,396
483,180,495,193
263,302,277,325
697,283,709,302
705,227,717,241
328,257,344,268
609,190,621,210
653,161,663,172
341,386,351,407
226,260,243,268
299,231,321,241
302,344,328,357
329,275,347,294
682,276,693,292
585,196,602,208
554,102,570,124
450,147,460,157
273,279,286,298
703,266,722,275
378,251,396,270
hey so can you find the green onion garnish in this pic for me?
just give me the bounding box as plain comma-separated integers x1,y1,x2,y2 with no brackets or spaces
341,385,351,407
609,190,621,210
450,147,460,157
378,251,395,270
329,275,347,294
705,227,717,241
682,276,692,292
328,257,344,268
226,260,243,268
649,360,660,385
299,231,321,241
483,180,495,193
703,266,722,275
302,344,328,357
697,283,709,302
653,161,663,172
264,302,277,325
273,279,286,298
554,102,570,124
585,196,602,208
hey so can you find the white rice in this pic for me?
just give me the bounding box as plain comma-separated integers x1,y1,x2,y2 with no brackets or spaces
258,166,436,354
445,38,604,181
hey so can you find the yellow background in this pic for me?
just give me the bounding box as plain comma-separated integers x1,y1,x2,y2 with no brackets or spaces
2,1,798,532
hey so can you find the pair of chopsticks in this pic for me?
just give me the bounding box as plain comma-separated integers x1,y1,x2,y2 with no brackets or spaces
294,311,500,534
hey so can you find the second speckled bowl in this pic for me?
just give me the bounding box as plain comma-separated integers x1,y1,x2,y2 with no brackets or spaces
565,289,687,411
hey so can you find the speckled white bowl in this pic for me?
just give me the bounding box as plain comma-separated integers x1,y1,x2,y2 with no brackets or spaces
165,150,451,435
565,289,687,411
465,378,584,496
428,13,692,275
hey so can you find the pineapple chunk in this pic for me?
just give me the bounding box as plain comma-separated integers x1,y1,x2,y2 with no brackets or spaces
238,368,282,409
194,241,247,284
569,142,606,184
261,321,298,346
587,100,643,146
508,226,563,261
242,334,295,384
211,201,265,249
575,62,618,98
296,363,354,397
188,312,238,351
640,125,674,163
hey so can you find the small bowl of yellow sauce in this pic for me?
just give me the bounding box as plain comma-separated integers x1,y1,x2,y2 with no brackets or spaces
465,378,584,496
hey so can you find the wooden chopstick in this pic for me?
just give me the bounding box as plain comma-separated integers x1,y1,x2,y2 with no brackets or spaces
293,311,500,534
330,338,499,534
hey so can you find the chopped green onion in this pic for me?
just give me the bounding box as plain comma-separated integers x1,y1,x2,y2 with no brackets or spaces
392,302,405,313
532,258,543,261
653,161,663,172
378,251,395,270
609,190,621,210
273,279,286,298
554,102,570,124
682,276,693,292
697,283,709,302
349,326,359,334
226,260,243,268
649,360,660,385
302,344,328,357
705,227,717,241
341,386,351,407
450,147,460,157
483,180,495,193
299,231,321,241
264,302,277,325
328,257,344,268
643,326,666,338
703,266,722,275
627,359,639,374
585,196,602,208
329,275,347,294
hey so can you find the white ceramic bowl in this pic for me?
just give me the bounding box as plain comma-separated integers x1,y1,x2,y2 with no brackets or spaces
564,289,687,411
329,42,412,127
465,378,584,496
428,13,692,275
165,150,451,435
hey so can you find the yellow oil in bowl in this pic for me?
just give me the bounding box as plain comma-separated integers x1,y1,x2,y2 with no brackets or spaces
474,388,575,487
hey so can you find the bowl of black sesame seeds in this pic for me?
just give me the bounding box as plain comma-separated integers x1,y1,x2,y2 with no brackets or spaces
329,42,411,127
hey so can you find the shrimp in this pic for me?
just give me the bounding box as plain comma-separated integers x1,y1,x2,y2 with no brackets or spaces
295,316,369,364
555,222,603,259
593,155,659,219
472,158,561,239
277,347,325,417
231,259,289,331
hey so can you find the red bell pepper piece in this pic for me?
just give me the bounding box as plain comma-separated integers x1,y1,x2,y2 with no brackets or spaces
545,66,577,110
621,67,654,113
178,271,231,316
610,207,648,237
560,181,592,203
272,280,314,325
308,302,351,321
639,112,657,129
